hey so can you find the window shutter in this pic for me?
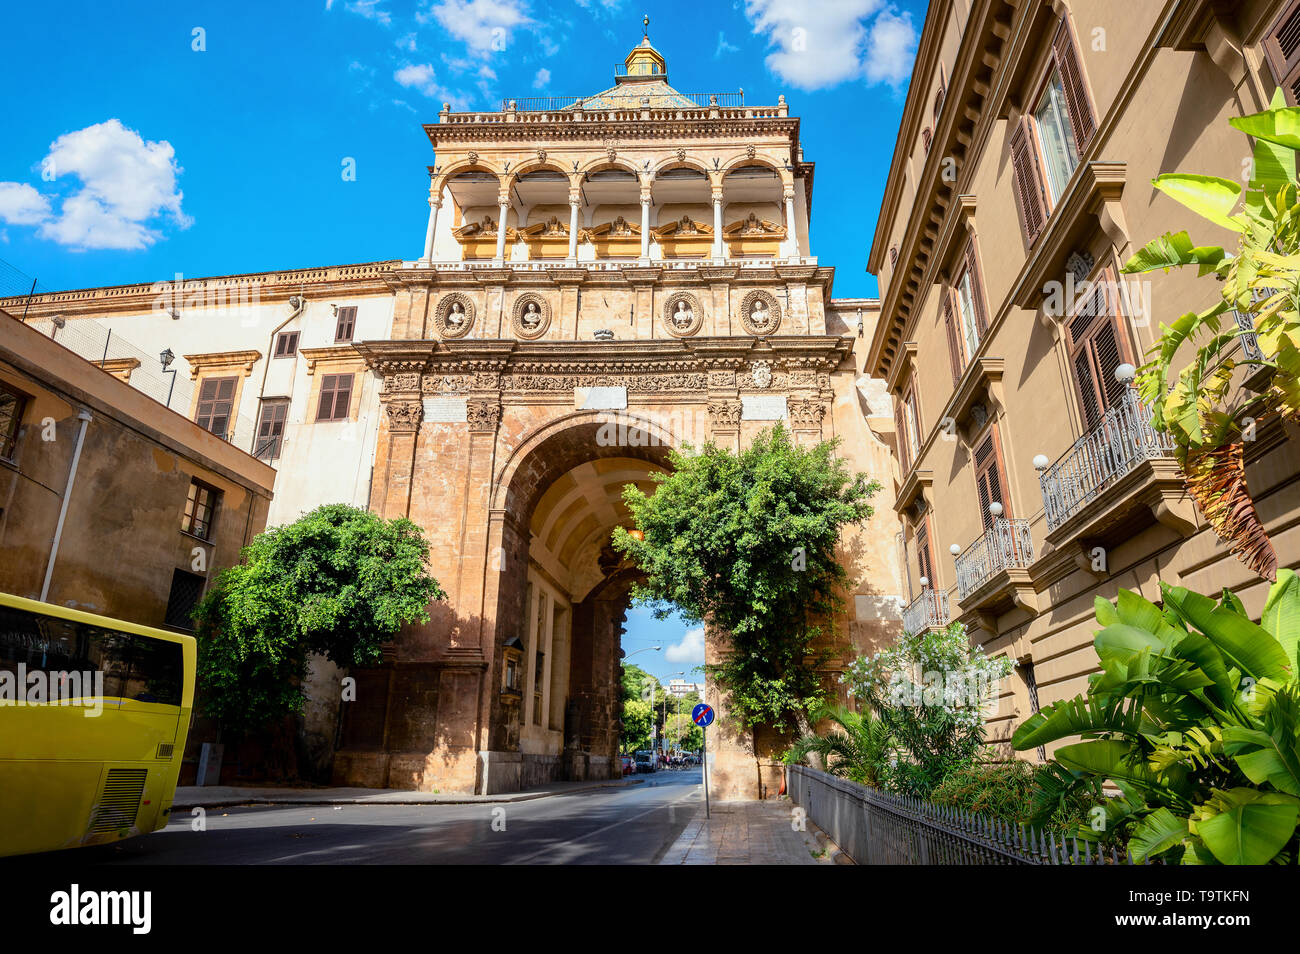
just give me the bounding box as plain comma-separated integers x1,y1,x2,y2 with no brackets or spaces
964,238,989,335
336,306,357,342
1264,0,1300,105
916,519,934,584
943,293,964,383
905,390,921,462
895,398,911,472
1069,277,1130,430
1052,18,1096,151
1009,118,1047,244
317,374,337,421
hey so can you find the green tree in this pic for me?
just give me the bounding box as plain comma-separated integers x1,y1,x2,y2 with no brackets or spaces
843,622,1015,796
1014,573,1300,864
784,703,892,787
614,424,878,736
1122,89,1300,580
193,503,445,734
620,698,653,751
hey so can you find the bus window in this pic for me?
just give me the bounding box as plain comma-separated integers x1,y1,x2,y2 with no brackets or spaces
122,635,182,705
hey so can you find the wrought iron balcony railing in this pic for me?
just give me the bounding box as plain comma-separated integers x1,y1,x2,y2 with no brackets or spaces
902,588,950,636
1037,386,1175,532
954,518,1034,602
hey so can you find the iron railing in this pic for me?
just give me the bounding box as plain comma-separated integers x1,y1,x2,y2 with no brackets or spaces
954,518,1033,602
902,588,949,636
1037,386,1175,532
787,765,1143,865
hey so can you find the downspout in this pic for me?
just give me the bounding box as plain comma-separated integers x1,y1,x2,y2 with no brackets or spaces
40,408,92,602
253,295,307,454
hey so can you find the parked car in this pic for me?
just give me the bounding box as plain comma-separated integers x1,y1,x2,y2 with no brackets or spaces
619,754,634,776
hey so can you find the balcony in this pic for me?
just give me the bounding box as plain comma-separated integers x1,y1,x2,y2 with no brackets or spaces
954,516,1036,613
1034,382,1190,547
902,588,950,636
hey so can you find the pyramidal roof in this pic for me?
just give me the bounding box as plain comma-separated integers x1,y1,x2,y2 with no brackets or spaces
574,79,699,111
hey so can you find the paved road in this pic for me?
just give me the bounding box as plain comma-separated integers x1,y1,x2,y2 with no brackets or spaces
76,768,703,865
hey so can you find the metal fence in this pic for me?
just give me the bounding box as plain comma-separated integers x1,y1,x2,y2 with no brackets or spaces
787,765,1140,865
902,588,949,636
1038,386,1175,531
954,517,1033,601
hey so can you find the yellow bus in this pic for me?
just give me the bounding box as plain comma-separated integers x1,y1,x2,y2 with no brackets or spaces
0,592,196,857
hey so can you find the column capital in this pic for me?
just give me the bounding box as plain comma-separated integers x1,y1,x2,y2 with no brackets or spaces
711,188,725,202
568,191,582,206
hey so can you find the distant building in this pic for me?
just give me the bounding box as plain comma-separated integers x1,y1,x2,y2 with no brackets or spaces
665,680,702,699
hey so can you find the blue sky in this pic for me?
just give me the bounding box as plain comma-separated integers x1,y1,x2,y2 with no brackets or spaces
1,0,921,299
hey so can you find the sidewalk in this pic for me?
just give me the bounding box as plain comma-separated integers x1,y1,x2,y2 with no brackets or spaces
173,775,643,810
659,798,833,865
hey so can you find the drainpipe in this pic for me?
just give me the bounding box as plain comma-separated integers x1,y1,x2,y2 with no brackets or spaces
253,295,307,455
40,408,92,602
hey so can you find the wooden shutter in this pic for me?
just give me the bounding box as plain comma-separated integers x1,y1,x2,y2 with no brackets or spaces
916,518,935,584
964,238,989,336
1052,18,1096,151
195,377,236,436
974,429,1010,531
1009,118,1047,245
335,306,357,342
1068,277,1130,430
1264,0,1300,105
943,293,964,383
256,401,288,459
275,331,298,357
895,396,911,472
905,389,921,463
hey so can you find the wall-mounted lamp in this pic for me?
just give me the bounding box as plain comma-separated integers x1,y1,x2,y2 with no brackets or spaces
1114,363,1136,383
159,348,178,407
988,501,1004,518
1033,454,1050,471
950,544,961,556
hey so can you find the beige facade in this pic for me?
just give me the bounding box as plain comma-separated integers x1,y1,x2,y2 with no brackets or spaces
866,0,1300,754
0,309,273,639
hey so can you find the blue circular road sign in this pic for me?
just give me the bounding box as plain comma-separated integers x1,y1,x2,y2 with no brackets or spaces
692,703,715,727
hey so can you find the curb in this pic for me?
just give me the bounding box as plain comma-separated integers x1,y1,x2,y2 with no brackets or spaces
812,825,856,865
174,777,644,811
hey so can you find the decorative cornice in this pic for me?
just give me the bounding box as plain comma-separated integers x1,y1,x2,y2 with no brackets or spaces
299,345,367,375
184,349,262,379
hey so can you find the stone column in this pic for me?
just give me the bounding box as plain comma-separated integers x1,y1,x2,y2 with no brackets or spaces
422,185,441,263
639,189,652,260
567,191,581,262
495,196,510,263
782,188,797,260
712,188,725,260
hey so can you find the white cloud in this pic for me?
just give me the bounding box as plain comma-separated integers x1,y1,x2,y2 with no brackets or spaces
394,62,451,99
864,9,917,84
29,119,190,251
396,31,418,51
345,0,393,25
423,0,531,53
665,627,706,664
532,67,551,89
715,30,739,58
0,182,51,226
744,0,915,90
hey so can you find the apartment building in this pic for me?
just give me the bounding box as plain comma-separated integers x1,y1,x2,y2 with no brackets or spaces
865,0,1300,752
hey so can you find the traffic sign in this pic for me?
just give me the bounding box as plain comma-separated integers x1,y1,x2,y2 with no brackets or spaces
692,703,714,727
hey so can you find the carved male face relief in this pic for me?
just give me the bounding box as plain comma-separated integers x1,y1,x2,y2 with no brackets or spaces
523,302,541,326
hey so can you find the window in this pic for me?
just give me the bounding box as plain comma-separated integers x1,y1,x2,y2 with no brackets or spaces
255,400,289,460
0,603,183,703
195,376,237,438
181,478,220,540
922,127,933,153
915,517,935,586
164,569,206,632
1068,272,1131,430
335,306,357,343
1009,17,1095,243
1263,1,1300,105
973,428,1010,532
274,331,299,357
903,387,921,464
316,373,353,422
0,383,26,460
894,390,916,473
942,238,989,382
1033,68,1081,204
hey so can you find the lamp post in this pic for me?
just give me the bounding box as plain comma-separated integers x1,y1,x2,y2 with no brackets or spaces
159,348,177,408
623,645,661,752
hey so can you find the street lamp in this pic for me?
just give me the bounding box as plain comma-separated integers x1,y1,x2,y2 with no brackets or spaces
159,348,177,408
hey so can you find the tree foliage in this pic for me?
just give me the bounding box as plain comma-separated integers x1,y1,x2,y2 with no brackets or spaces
843,622,1015,796
1014,572,1300,864
1122,89,1300,579
193,504,445,734
613,424,878,734
783,703,892,788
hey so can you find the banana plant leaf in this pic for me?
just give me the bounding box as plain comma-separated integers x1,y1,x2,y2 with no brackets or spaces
1194,788,1300,865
